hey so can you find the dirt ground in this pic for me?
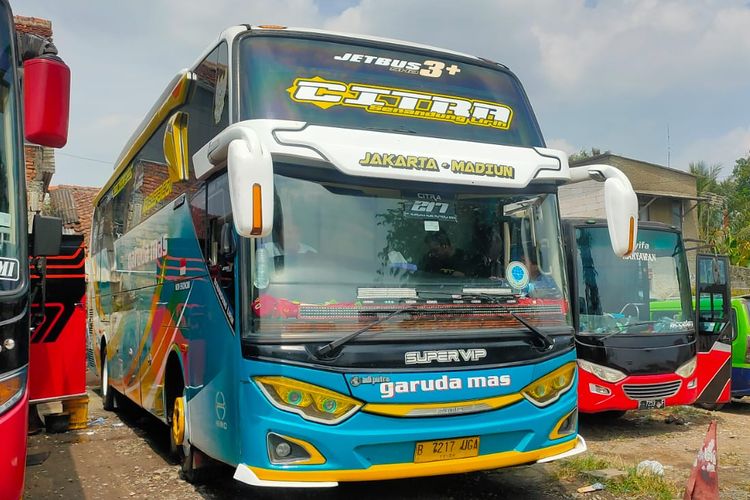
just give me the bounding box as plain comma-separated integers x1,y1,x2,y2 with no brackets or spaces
23,389,750,499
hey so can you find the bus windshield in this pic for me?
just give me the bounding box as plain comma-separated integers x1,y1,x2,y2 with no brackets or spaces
575,227,693,336
246,168,570,340
239,34,544,148
0,6,21,292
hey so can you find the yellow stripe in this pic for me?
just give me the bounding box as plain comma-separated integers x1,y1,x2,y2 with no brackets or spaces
94,72,192,205
247,438,577,483
362,393,523,417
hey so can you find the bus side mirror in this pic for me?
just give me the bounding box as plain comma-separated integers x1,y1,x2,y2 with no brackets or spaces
695,254,731,335
570,164,638,257
604,173,638,257
31,214,63,256
164,111,189,182
226,134,274,238
23,57,70,148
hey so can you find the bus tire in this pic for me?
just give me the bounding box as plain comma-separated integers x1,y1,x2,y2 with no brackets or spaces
169,395,186,460
180,443,210,484
166,355,185,460
101,343,116,411
695,402,725,411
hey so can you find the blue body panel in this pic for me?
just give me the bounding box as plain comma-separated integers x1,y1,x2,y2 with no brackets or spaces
731,367,750,396
92,184,580,479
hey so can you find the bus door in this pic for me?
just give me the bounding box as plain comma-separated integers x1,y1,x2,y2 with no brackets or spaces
29,234,87,402
694,254,733,405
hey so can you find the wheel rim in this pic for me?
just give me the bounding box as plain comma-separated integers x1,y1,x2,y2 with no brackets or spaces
172,396,186,447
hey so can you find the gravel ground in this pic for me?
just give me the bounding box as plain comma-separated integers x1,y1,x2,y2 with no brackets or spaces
23,389,750,499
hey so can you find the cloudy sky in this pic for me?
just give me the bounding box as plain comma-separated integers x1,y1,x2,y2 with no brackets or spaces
18,0,750,187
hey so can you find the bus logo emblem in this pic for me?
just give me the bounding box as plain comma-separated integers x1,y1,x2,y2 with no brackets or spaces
215,391,227,429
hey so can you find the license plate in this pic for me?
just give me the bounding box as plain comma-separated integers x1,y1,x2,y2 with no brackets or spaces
414,436,480,463
638,399,666,410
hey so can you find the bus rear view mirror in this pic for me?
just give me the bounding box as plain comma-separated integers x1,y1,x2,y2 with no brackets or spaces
23,56,70,148
570,164,638,257
164,112,189,182
31,215,62,257
226,134,274,238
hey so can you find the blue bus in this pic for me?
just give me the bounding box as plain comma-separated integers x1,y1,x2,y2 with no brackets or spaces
89,25,637,487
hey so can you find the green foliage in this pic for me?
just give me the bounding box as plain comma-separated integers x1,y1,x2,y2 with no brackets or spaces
691,153,750,266
555,454,679,499
606,467,679,500
569,147,610,163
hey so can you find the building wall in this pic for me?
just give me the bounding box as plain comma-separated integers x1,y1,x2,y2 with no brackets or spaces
558,179,606,219
563,154,699,245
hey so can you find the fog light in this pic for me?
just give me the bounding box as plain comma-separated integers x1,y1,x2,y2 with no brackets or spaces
687,379,697,389
589,383,611,396
275,442,292,458
3,339,15,350
550,409,578,439
266,432,325,465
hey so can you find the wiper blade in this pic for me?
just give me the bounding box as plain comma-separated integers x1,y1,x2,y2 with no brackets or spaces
417,290,555,351
508,310,555,351
315,305,414,358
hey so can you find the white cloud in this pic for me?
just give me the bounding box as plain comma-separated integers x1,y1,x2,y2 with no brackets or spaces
546,138,578,156
16,0,750,187
675,126,750,177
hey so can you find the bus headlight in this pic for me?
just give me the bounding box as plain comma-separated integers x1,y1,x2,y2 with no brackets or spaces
675,357,697,378
254,376,362,424
522,362,576,407
577,359,626,383
0,366,27,415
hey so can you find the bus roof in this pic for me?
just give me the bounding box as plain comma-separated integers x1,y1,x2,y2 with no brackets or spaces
96,25,510,205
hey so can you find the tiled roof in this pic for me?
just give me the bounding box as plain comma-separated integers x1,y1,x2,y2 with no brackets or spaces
14,16,53,40
48,185,101,247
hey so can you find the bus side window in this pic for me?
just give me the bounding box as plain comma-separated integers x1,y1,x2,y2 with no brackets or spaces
207,173,234,311
190,42,229,152
190,185,208,260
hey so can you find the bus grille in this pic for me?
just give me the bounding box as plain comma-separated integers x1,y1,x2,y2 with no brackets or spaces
623,380,682,400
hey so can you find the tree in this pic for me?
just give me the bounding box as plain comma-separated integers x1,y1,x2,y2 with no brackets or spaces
710,152,750,266
689,161,722,194
568,147,610,163
689,161,725,248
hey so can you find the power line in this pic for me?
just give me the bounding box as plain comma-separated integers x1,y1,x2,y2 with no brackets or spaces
55,151,112,164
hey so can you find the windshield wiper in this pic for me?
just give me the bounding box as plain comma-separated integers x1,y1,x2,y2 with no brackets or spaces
417,290,555,352
508,310,555,351
315,304,414,358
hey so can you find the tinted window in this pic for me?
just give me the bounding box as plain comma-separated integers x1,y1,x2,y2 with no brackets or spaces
0,5,22,292
240,35,543,148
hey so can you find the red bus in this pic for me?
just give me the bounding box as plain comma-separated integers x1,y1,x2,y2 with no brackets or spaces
28,234,87,405
0,2,69,497
563,219,732,415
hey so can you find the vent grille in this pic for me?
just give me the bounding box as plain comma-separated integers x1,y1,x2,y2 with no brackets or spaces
623,380,681,400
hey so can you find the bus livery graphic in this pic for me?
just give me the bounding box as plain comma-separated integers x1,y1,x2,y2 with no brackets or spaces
90,26,637,487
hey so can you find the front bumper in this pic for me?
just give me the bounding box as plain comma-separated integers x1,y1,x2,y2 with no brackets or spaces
235,356,580,487
233,435,586,487
578,368,696,413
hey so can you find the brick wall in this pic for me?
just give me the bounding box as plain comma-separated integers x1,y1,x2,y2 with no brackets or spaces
13,16,52,40
15,16,56,224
